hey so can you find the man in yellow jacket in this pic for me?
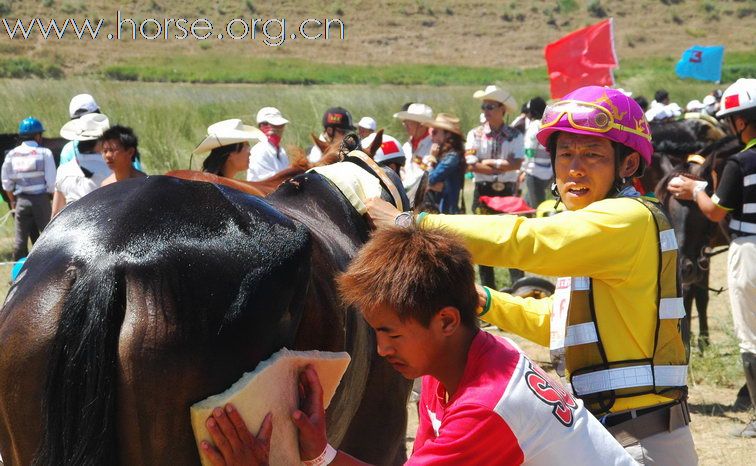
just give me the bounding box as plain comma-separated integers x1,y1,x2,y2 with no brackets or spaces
368,86,697,465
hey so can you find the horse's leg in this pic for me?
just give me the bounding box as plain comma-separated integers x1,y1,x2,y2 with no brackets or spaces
681,284,694,351
337,350,412,466
696,276,710,351
0,276,67,465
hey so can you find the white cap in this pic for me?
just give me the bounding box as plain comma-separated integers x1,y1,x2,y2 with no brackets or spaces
68,94,100,119
702,95,717,107
393,103,433,123
686,99,704,112
256,107,289,125
357,116,377,131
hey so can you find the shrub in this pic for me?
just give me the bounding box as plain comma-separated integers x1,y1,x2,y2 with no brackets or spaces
587,0,607,18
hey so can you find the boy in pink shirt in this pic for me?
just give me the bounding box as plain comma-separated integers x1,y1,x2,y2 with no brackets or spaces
202,227,636,466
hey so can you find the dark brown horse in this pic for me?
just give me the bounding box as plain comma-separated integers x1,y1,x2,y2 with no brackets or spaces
654,136,742,350
0,155,412,465
640,117,728,195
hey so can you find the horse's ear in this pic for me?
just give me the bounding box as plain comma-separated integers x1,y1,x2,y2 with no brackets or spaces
312,133,330,153
412,171,429,212
366,129,384,158
287,145,310,170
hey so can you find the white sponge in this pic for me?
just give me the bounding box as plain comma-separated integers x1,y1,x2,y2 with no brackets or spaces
191,348,351,466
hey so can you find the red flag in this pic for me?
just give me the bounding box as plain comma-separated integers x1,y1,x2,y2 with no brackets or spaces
544,19,618,99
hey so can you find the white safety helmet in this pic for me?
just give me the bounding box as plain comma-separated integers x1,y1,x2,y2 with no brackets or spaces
716,78,756,118
363,133,405,166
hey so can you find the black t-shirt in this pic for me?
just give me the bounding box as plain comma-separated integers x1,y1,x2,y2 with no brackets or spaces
714,159,743,211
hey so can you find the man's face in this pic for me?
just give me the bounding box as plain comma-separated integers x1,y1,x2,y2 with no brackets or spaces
402,119,424,138
554,132,617,211
482,99,505,124
259,122,285,136
358,127,372,139
362,305,443,380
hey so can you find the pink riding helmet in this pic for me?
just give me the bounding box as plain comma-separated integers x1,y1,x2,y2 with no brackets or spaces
536,86,654,166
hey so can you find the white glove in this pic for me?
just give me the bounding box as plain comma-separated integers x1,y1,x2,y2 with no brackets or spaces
465,155,479,165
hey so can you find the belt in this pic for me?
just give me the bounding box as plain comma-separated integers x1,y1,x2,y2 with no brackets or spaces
602,400,691,447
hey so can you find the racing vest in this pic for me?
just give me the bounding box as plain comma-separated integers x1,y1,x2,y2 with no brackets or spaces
549,197,688,415
727,140,756,237
5,143,50,195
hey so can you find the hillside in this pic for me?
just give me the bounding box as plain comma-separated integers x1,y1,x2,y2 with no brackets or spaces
0,0,753,82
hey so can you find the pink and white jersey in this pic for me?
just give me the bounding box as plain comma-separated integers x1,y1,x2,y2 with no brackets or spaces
409,331,637,466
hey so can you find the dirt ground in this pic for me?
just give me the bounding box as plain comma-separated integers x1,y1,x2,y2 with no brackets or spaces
403,252,755,464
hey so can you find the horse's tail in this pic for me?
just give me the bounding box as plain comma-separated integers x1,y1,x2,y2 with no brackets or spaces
34,265,125,466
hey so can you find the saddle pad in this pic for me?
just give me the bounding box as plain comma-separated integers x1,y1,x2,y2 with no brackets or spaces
310,161,383,215
191,348,351,466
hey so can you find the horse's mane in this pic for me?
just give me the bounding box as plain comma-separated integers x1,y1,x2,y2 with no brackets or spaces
650,120,706,157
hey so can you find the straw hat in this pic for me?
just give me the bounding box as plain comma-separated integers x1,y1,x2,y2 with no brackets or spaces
424,113,464,137
193,119,266,154
473,85,518,114
393,103,433,124
59,113,110,141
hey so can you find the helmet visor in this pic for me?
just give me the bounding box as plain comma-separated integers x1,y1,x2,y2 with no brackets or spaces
542,100,651,140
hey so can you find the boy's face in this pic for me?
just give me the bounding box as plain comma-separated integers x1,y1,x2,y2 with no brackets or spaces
553,132,617,211
362,305,445,380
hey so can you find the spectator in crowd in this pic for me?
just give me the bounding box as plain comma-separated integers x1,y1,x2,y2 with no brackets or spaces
99,125,146,186
521,97,552,208
1,117,56,260
465,85,524,287
52,113,112,217
197,119,265,179
357,117,377,140
308,107,355,164
247,107,290,182
645,89,682,122
424,114,466,214
393,103,434,200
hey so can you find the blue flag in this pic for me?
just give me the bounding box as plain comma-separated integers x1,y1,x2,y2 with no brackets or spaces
675,45,724,82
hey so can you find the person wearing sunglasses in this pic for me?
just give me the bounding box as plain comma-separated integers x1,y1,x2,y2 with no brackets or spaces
367,86,696,464
465,85,525,289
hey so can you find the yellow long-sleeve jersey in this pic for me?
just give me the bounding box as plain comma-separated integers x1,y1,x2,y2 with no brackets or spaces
419,196,683,412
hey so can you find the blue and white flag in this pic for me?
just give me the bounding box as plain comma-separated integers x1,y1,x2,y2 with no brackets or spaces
675,45,724,82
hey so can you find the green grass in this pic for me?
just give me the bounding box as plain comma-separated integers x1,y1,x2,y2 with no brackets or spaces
101,55,548,86
98,51,756,88
0,58,63,79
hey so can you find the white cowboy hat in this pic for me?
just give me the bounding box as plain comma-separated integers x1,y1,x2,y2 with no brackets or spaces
473,85,518,114
393,103,433,124
193,119,266,154
59,113,110,141
256,107,289,126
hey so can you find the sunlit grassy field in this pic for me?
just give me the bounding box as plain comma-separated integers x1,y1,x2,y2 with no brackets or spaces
0,71,747,173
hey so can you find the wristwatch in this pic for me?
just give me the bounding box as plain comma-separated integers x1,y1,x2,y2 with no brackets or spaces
394,211,414,228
